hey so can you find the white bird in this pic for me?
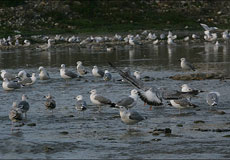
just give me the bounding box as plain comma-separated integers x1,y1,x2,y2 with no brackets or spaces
160,33,165,39
38,66,50,80
92,66,104,77
75,95,87,112
179,58,196,71
200,23,218,31
206,92,220,106
90,89,114,111
103,70,112,81
2,78,21,91
114,89,138,109
133,71,141,80
183,36,190,42
192,34,199,39
60,64,78,80
118,106,144,125
23,40,31,47
17,70,31,81
17,94,30,118
76,61,88,76
1,70,16,80
36,39,54,50
181,84,203,96
18,73,36,86
153,39,159,45
170,99,198,113
167,37,175,45
222,30,230,40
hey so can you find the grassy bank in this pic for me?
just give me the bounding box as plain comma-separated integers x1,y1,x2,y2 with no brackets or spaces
0,0,229,37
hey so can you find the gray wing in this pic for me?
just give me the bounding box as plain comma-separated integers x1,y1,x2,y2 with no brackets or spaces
18,101,30,112
98,69,104,77
4,72,15,80
117,97,134,106
103,73,112,81
19,77,32,85
7,81,21,89
200,23,210,31
138,90,163,106
65,70,78,78
94,95,111,104
129,111,144,121
174,99,197,108
108,62,146,90
76,100,87,110
185,61,196,71
161,89,195,100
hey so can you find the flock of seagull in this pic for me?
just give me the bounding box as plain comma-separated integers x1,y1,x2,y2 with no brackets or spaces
2,23,225,131
0,23,229,51
5,57,220,131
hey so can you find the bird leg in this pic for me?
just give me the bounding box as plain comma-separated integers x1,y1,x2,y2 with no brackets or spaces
149,106,152,110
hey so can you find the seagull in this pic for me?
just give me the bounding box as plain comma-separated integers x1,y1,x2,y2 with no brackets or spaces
114,89,138,109
76,61,88,76
181,84,203,95
192,34,199,39
92,66,104,78
18,94,30,118
23,40,31,47
103,70,112,81
75,95,87,113
1,70,16,80
179,58,196,71
18,73,36,86
45,93,56,112
153,39,159,45
200,23,218,31
184,36,190,42
118,106,144,125
9,102,23,130
167,37,175,45
36,39,54,50
133,71,141,80
2,78,21,91
169,99,198,113
109,62,191,109
206,92,220,106
222,30,230,40
38,66,50,80
90,89,115,111
60,64,78,80
17,70,31,81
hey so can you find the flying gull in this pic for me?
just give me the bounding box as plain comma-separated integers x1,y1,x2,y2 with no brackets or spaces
108,62,193,109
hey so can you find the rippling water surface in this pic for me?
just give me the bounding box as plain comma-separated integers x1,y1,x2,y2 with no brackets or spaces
1,41,230,159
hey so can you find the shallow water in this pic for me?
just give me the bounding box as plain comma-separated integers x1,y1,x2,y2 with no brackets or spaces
1,41,230,159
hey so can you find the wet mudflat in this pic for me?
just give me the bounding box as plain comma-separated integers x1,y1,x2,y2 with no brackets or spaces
0,41,230,159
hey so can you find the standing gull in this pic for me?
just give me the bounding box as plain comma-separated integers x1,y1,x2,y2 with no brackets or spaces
103,70,112,81
206,92,220,106
118,106,144,125
169,99,198,114
2,78,21,91
76,61,88,76
36,39,54,50
181,84,204,96
179,58,196,71
60,64,78,81
75,95,87,114
114,89,138,109
92,66,104,78
18,73,36,86
1,70,16,80
18,94,30,118
39,66,50,80
133,71,141,80
90,89,114,112
9,102,23,130
45,93,56,112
